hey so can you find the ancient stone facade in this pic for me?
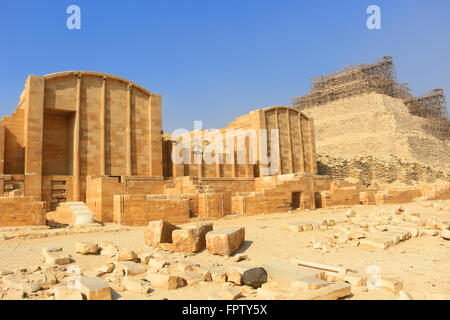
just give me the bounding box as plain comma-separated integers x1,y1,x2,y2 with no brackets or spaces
0,72,329,226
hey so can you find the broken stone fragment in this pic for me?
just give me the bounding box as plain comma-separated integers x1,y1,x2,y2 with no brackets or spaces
209,267,228,283
218,287,242,300
146,272,186,290
44,252,71,265
233,253,248,262
75,242,99,254
205,227,245,256
191,266,212,282
292,276,329,290
96,263,115,274
144,220,180,248
345,209,356,218
42,245,62,256
122,276,151,294
115,248,138,262
100,244,118,257
226,270,242,285
117,261,146,276
146,258,167,272
181,271,205,285
172,222,213,253
176,260,200,273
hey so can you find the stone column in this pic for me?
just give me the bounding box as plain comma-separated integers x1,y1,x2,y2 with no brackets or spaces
308,118,318,174
286,109,294,173
100,76,106,176
274,108,282,175
126,83,132,176
73,74,81,201
148,94,163,177
297,113,305,172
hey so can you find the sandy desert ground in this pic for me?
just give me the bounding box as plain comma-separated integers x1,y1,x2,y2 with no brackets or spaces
0,198,449,300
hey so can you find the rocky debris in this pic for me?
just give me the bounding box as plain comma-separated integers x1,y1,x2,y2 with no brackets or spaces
43,251,71,265
240,267,268,289
233,253,248,262
191,266,212,282
53,285,83,300
146,258,167,272
75,242,99,254
181,271,206,285
117,261,146,276
144,220,180,248
146,272,186,290
172,222,213,253
209,267,228,283
0,270,13,276
95,263,115,275
206,227,245,256
42,245,62,255
263,261,326,283
380,277,403,296
100,244,118,257
115,248,138,262
292,277,329,290
345,209,356,218
2,274,41,294
226,269,242,285
138,251,154,264
79,277,112,300
121,276,151,294
257,280,351,300
218,287,242,300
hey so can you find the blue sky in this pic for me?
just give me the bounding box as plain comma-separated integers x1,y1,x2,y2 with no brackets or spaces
1,0,449,132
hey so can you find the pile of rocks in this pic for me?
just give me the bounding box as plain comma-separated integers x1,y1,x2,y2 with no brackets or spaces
307,207,450,252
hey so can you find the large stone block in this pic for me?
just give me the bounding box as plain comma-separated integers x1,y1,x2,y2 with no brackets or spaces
172,222,213,253
262,261,326,281
146,272,186,290
54,285,83,300
144,220,180,248
205,227,245,256
75,242,98,254
80,277,112,300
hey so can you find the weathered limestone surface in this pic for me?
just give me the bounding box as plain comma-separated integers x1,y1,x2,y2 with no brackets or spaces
172,222,213,253
205,227,245,256
80,277,112,300
144,220,180,248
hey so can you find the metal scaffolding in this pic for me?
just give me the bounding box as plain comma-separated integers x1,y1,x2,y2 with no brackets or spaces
292,56,449,140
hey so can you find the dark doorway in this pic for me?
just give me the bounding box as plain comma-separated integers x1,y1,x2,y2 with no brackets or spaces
314,192,322,209
291,192,301,209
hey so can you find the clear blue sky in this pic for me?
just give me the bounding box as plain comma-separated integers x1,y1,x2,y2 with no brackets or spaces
1,0,449,132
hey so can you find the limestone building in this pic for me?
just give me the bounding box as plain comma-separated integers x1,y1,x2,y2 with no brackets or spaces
0,71,331,226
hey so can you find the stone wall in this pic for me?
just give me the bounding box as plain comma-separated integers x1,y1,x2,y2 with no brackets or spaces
113,194,190,225
317,153,450,186
0,196,45,226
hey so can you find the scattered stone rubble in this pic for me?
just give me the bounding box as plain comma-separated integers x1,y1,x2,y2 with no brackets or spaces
1,212,448,300
282,205,450,252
